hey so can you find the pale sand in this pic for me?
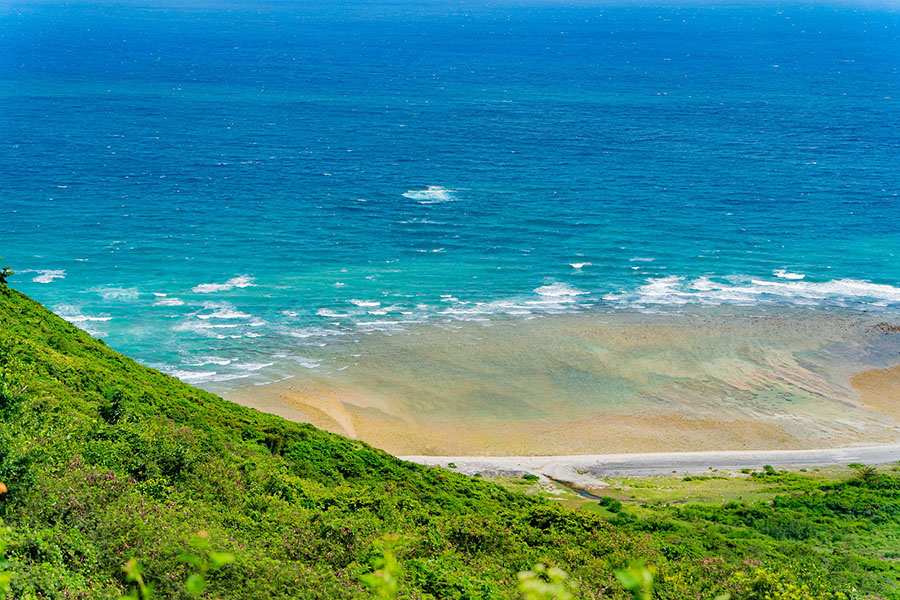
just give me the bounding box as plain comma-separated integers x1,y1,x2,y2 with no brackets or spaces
224,313,900,456
400,443,900,492
227,363,900,456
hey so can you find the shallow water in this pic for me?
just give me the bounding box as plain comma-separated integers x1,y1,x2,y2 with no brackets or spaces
227,310,900,454
3,0,900,392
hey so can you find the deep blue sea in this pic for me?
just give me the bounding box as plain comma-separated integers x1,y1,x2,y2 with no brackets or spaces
3,0,900,389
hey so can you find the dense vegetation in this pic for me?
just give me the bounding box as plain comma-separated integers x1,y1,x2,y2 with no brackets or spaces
1,284,899,599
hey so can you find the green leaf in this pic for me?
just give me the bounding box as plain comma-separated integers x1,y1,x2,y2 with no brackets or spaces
614,561,655,600
177,553,202,567
123,557,143,581
209,552,235,569
614,569,640,589
185,573,207,596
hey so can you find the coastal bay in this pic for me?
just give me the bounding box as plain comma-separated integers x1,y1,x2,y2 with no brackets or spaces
5,0,900,597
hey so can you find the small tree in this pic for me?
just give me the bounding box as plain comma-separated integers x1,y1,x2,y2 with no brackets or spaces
0,257,12,285
851,464,879,487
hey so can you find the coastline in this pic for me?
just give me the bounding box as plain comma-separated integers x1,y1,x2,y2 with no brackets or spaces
224,310,900,456
399,442,900,492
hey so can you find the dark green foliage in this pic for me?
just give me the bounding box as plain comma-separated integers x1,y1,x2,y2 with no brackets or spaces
0,257,12,286
98,387,127,424
749,465,783,478
599,497,623,513
0,285,899,599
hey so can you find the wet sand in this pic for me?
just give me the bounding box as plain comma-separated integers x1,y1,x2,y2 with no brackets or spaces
226,311,900,456
233,383,900,456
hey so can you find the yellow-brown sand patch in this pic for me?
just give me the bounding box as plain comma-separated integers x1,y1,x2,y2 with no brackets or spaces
851,365,900,420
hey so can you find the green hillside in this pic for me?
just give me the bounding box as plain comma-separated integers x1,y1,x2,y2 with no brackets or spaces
1,283,899,599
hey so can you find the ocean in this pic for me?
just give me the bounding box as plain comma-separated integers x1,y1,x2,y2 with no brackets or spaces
3,0,900,398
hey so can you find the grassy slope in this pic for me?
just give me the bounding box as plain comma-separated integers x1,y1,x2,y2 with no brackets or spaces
0,285,899,599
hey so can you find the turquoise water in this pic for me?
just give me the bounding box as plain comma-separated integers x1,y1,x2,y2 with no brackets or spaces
3,1,900,389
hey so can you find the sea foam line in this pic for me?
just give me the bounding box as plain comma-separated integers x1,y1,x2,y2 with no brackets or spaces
192,275,256,294
603,275,900,308
21,269,66,284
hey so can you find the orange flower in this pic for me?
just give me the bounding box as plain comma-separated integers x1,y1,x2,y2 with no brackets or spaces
0,482,7,494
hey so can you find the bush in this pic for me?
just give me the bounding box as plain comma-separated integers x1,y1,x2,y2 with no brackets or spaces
0,286,898,599
599,496,623,513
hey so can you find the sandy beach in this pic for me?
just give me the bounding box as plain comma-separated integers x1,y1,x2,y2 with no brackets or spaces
226,311,900,456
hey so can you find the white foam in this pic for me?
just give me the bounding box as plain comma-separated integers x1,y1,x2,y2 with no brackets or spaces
95,287,140,302
211,372,253,383
66,315,113,323
231,362,274,371
402,186,456,203
441,302,534,318
755,278,900,302
290,357,320,369
176,321,240,330
196,306,252,319
690,276,717,291
182,356,233,367
354,320,408,333
774,269,806,280
605,275,900,309
398,218,441,224
24,269,66,284
570,262,591,269
154,297,185,307
431,283,595,322
349,299,381,308
316,308,346,318
170,370,218,384
533,283,588,298
172,318,242,337
56,306,114,324
192,275,255,294
54,304,112,337
285,327,347,339
367,304,405,315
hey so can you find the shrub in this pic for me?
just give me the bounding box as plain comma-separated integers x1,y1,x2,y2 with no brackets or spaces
599,496,623,513
0,258,12,286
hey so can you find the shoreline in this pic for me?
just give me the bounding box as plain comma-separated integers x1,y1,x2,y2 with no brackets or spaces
228,359,900,459
224,311,900,456
400,442,900,491
228,381,900,456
